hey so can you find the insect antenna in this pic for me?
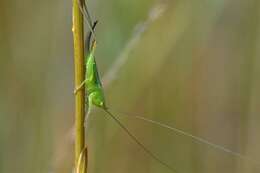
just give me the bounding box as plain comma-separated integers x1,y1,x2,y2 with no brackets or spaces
103,108,178,173
109,109,260,169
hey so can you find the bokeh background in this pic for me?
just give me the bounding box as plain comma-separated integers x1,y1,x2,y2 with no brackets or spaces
0,0,260,173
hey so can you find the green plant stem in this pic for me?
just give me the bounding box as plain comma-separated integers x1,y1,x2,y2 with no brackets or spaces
72,0,87,172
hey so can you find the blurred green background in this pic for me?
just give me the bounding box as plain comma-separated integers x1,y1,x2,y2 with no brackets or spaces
0,0,260,173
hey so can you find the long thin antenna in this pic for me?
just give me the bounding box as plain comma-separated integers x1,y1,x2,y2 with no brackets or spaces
111,110,260,168
103,109,178,173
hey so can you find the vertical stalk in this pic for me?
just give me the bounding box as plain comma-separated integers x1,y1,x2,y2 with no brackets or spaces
72,0,87,172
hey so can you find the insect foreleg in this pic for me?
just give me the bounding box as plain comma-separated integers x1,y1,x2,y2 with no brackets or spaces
84,94,93,128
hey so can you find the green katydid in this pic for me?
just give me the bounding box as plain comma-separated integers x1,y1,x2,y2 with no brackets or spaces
74,1,260,172
74,11,177,172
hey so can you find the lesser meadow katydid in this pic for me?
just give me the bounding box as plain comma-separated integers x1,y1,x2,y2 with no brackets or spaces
74,5,177,172
74,1,260,172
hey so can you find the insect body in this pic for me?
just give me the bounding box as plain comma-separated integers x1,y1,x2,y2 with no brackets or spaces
85,41,106,109
74,4,177,170
74,19,106,110
74,19,177,172
75,1,260,172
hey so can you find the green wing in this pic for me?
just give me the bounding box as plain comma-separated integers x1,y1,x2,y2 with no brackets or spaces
85,50,106,108
93,58,103,87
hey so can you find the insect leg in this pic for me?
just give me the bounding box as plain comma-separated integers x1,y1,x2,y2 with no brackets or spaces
74,78,88,94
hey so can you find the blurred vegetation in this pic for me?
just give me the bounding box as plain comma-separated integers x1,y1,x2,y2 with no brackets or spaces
0,0,260,173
